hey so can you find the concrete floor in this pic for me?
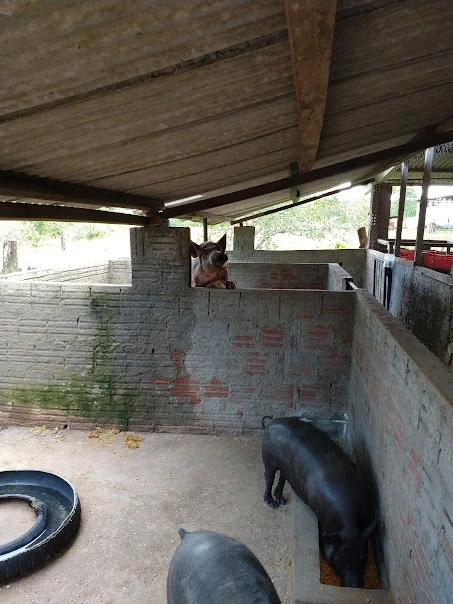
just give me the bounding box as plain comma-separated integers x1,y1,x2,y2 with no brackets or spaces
0,426,291,604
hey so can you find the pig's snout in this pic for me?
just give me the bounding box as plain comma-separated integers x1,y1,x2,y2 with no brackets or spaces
214,252,228,265
342,574,364,589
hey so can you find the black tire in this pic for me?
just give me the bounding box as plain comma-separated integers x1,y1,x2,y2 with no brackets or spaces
0,471,81,583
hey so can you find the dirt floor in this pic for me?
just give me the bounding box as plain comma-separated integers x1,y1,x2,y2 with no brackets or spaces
0,426,291,604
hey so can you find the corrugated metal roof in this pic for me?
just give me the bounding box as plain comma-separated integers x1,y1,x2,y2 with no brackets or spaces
1,0,453,222
382,142,453,185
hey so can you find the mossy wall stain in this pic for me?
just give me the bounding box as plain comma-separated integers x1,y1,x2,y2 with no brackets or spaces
3,293,137,429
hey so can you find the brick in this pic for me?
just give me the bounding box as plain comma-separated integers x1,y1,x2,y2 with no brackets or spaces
1,228,357,452
349,291,453,604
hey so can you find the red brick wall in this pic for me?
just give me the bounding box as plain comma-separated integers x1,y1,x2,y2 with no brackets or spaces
228,263,327,289
0,228,355,435
348,290,453,603
228,262,352,291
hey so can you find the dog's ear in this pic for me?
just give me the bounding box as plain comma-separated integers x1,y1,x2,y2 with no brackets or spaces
190,241,201,258
216,234,227,253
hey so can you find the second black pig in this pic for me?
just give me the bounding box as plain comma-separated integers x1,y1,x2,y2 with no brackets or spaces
167,528,282,604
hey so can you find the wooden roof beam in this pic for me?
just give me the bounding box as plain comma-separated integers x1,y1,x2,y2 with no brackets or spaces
362,115,453,182
284,0,337,172
161,129,453,219
0,202,149,225
414,148,434,266
394,162,409,258
413,115,453,140
230,181,372,225
0,170,163,213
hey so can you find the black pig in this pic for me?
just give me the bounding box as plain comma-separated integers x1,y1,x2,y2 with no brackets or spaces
262,417,375,588
167,528,282,604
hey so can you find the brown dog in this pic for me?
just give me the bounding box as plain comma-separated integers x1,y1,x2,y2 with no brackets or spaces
191,234,236,289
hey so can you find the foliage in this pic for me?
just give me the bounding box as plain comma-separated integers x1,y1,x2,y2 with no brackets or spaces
4,293,137,429
249,186,371,248
390,186,419,218
171,186,372,250
72,224,108,241
169,219,235,247
10,221,66,247
0,220,110,248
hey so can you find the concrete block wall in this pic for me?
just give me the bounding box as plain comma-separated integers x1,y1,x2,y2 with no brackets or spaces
363,249,385,298
0,227,354,434
108,259,132,284
228,263,328,290
0,259,132,285
0,264,110,283
391,263,453,366
348,290,453,603
230,226,366,286
364,249,453,367
228,262,352,291
327,263,353,291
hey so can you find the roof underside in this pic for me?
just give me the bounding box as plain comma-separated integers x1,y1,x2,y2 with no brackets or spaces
382,142,453,186
1,0,453,224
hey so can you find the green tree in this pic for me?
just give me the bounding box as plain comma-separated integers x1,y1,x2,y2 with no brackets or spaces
71,223,108,241
390,186,419,217
250,186,371,248
171,186,371,250
17,221,66,247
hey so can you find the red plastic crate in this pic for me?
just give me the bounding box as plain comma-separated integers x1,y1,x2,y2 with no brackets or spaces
422,252,437,269
422,252,453,273
399,248,414,260
399,249,431,261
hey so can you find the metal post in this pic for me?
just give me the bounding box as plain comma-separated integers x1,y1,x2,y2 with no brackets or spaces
386,267,393,309
372,259,377,297
414,147,434,266
203,218,208,242
394,162,408,257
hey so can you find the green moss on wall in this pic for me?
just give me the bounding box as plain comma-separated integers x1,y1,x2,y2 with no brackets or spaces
2,292,137,429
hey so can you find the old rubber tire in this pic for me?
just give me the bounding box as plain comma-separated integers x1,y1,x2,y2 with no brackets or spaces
0,470,81,582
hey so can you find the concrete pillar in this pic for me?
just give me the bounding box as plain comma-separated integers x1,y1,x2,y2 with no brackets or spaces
130,226,191,290
233,226,255,253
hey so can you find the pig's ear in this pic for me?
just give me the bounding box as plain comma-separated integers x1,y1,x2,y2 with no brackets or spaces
361,519,376,540
191,241,201,258
217,234,227,253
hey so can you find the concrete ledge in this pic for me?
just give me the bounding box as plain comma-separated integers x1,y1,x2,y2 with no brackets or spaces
291,494,392,604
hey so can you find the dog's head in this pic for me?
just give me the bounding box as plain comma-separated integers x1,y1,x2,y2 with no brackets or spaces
191,234,228,270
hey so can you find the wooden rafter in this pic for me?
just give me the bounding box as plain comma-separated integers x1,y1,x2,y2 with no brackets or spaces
414,148,434,266
0,170,163,213
284,0,337,172
360,116,453,182
230,181,372,225
394,162,408,257
161,129,453,219
0,202,149,225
